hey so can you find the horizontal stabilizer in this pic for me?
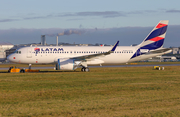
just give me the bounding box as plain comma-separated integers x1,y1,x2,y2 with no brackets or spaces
148,48,172,54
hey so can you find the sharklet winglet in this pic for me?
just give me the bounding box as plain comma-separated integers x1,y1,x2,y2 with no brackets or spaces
111,41,119,52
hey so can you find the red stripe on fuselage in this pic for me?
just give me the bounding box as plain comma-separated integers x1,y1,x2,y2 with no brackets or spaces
149,37,164,42
156,23,167,28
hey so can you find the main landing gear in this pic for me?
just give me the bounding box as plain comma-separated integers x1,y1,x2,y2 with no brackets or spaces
81,67,90,72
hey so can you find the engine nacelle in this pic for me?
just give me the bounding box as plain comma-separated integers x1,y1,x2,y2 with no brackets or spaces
55,58,79,70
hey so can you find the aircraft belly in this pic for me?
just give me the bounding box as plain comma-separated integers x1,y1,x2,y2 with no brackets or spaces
99,54,130,64
86,59,104,65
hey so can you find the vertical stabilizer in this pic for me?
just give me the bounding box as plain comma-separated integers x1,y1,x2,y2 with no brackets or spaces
131,20,169,59
139,20,169,50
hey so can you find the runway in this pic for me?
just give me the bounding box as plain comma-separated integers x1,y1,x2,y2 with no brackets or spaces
1,63,180,70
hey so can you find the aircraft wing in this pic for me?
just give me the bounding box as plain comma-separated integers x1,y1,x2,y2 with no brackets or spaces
70,41,119,61
148,48,172,54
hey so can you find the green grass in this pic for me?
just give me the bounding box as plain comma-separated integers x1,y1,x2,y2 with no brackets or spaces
0,66,180,116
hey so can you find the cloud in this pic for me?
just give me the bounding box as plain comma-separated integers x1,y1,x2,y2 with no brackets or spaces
44,29,87,37
66,18,84,21
0,10,137,23
23,16,48,20
57,11,126,18
0,10,166,23
0,19,20,22
166,9,180,13
0,25,180,47
128,10,156,15
76,11,126,18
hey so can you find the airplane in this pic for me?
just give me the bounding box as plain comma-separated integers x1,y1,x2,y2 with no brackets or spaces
7,20,172,72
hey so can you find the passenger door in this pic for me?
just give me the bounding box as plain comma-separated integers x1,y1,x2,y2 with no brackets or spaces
27,47,32,58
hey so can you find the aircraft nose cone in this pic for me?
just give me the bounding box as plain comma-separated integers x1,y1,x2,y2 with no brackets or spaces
7,55,12,61
7,54,15,62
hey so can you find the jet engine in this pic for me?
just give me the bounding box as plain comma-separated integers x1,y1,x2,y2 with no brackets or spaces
55,58,79,70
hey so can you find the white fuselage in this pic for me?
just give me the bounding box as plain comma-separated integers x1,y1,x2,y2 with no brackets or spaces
7,45,170,65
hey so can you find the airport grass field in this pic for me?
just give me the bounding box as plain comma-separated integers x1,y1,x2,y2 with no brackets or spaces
1,66,180,116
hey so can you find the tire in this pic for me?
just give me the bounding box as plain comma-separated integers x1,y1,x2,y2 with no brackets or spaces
85,67,89,72
20,69,25,73
81,67,85,72
81,67,90,72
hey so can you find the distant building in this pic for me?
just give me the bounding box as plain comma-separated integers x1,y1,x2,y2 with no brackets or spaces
41,35,46,46
0,42,14,62
172,47,179,54
161,56,177,60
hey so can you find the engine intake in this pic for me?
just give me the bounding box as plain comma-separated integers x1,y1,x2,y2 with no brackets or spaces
55,58,79,70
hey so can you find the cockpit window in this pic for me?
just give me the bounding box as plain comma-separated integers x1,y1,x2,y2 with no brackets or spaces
15,51,21,54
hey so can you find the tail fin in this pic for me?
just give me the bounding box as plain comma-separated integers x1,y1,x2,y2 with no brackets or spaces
139,20,169,50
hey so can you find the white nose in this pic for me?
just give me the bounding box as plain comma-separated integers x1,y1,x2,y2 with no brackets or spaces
7,54,15,62
7,54,11,61
7,55,11,61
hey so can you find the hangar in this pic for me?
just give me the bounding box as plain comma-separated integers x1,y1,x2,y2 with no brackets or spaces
0,42,14,62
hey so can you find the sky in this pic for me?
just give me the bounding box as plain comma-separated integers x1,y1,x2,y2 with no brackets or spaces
0,0,180,47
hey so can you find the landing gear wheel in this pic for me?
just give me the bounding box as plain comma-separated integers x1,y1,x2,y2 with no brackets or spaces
20,69,25,73
81,67,90,72
85,67,89,72
81,67,85,72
